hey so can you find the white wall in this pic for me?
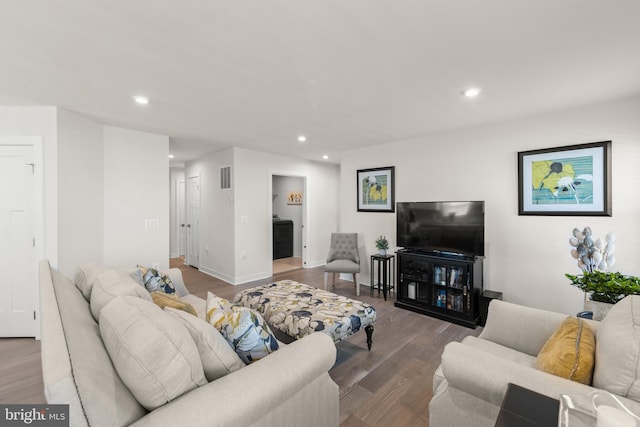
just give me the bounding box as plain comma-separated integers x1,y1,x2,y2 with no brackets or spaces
234,148,339,283
186,148,236,282
341,95,640,315
187,147,339,284
57,109,104,277
0,107,57,266
103,126,170,269
272,175,304,257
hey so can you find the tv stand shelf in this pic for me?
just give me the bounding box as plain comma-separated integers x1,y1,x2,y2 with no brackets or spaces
395,249,483,328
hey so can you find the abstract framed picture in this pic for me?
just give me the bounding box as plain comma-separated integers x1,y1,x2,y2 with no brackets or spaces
518,141,611,216
357,166,395,212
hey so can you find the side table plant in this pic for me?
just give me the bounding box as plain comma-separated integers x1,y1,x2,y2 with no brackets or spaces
375,235,389,256
566,226,640,320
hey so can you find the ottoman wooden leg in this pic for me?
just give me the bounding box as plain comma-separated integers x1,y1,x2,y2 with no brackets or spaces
365,324,374,351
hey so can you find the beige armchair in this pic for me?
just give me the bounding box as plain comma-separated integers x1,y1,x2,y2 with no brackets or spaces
324,233,361,296
430,296,640,427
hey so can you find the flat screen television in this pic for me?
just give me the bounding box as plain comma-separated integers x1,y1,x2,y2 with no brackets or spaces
396,201,485,257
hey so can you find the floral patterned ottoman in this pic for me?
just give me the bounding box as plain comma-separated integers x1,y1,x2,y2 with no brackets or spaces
234,280,377,350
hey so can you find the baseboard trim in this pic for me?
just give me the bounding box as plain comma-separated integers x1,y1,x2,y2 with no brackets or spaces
198,265,271,286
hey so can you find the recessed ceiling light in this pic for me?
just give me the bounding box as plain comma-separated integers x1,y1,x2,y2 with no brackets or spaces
168,154,175,159
462,87,481,98
132,95,149,104
297,135,307,143
322,155,329,160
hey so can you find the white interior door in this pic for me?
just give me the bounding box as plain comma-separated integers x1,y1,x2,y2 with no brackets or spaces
0,145,37,337
187,176,200,268
177,179,187,257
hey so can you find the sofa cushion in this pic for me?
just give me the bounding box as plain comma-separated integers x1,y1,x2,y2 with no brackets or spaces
50,268,146,427
180,293,207,319
536,317,595,385
206,292,279,364
593,296,640,399
461,336,538,368
136,266,176,294
99,296,207,411
75,264,141,301
90,269,152,321
165,307,245,381
151,291,198,317
74,263,104,300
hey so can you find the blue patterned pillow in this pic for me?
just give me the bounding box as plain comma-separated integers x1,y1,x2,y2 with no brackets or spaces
136,266,176,294
205,292,279,364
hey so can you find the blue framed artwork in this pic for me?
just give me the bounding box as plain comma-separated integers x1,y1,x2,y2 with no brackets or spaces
518,141,612,216
357,166,395,212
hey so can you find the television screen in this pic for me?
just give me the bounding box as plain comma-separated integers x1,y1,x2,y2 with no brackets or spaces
396,201,484,256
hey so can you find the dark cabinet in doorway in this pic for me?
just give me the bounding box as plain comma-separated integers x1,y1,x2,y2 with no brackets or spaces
273,220,293,259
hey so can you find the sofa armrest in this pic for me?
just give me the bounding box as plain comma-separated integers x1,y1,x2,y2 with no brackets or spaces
131,332,339,427
161,268,190,297
441,341,640,416
441,341,594,406
478,299,571,356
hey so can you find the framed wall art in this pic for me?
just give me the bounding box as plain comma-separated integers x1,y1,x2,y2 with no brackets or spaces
357,166,395,212
518,141,611,216
287,190,303,205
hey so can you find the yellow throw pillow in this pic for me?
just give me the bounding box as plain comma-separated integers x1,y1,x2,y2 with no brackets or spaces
151,292,198,317
537,316,595,384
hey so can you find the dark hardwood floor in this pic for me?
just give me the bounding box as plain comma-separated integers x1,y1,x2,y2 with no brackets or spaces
0,260,481,426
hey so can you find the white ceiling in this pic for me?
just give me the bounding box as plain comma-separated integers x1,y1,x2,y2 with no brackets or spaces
1,1,639,165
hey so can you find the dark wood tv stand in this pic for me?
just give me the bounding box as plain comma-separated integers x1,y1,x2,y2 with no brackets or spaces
394,249,483,328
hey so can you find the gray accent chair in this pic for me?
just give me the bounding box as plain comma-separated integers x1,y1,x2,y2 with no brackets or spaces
324,232,361,296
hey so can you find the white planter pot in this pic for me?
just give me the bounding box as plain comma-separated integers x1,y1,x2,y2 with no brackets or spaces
583,294,614,321
378,249,387,256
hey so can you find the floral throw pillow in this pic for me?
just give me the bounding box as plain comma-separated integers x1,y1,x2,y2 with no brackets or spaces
205,292,279,364
136,266,176,294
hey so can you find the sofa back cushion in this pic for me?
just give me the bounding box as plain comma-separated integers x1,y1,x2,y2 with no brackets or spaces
480,299,570,356
593,296,640,399
76,264,189,301
50,268,147,427
89,269,151,321
74,263,104,300
165,307,245,381
100,296,207,411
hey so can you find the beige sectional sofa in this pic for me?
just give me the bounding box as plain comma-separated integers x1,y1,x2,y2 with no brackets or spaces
430,297,640,426
39,260,339,427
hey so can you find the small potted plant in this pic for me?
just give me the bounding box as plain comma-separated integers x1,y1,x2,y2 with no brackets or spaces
565,271,640,304
375,235,389,256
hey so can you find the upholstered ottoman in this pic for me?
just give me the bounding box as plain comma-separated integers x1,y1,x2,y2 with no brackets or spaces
234,280,377,350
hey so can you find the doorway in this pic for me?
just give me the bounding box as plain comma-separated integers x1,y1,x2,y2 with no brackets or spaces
0,138,42,337
271,174,305,274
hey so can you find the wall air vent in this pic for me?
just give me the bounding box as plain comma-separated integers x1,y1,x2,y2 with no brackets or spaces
220,166,231,190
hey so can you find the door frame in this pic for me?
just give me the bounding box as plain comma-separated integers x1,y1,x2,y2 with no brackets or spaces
177,178,186,257
186,174,200,268
268,171,308,276
0,136,44,339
